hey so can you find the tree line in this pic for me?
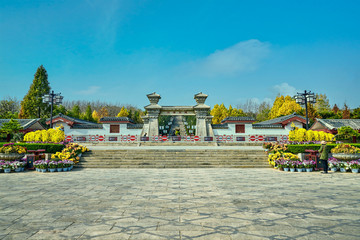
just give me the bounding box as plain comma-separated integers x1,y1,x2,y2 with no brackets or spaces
1,65,359,126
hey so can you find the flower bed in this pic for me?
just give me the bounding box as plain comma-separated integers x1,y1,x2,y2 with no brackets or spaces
0,143,64,154
51,143,88,164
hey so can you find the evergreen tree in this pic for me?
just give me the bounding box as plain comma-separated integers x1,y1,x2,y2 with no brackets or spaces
84,105,94,122
70,105,81,119
256,102,271,122
19,65,51,118
53,105,67,116
0,119,23,142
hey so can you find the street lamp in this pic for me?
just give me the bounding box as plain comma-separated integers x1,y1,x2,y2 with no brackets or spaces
42,90,63,128
295,90,316,130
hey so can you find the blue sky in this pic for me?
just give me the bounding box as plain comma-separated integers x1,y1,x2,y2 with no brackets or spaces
0,0,359,109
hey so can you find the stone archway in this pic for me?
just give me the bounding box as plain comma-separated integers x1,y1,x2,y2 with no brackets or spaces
141,92,214,138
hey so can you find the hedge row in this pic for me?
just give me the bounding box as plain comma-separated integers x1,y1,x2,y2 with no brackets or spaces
0,143,65,154
287,144,360,154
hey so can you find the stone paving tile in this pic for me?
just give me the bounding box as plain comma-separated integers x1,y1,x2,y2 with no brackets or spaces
0,168,359,239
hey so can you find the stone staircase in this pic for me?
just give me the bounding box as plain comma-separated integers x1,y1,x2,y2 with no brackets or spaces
76,149,269,168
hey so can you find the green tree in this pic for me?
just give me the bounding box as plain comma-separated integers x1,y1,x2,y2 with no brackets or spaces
0,119,23,142
52,105,67,116
314,94,331,112
84,105,94,122
0,97,20,119
69,105,81,119
19,65,51,118
256,101,271,122
351,107,360,119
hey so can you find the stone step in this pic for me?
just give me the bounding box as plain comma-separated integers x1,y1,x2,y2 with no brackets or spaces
79,149,269,168
75,164,270,168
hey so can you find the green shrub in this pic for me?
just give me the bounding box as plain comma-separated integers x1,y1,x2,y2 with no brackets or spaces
287,144,360,154
0,143,65,153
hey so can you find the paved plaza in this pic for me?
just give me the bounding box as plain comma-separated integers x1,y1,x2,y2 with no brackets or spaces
1,168,359,239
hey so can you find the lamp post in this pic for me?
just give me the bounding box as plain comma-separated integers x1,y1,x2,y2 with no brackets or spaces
42,90,63,128
295,90,316,130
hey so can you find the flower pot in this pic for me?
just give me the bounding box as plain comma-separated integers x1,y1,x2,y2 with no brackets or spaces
0,153,25,161
351,169,359,173
331,167,337,172
57,168,63,172
290,168,296,172
340,168,347,172
49,168,56,172
4,168,11,173
63,168,68,172
14,168,21,172
297,168,304,172
332,153,360,161
41,169,47,173
284,167,289,172
306,168,313,172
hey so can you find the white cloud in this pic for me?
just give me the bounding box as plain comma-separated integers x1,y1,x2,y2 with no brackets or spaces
188,39,270,77
77,86,101,95
272,83,300,96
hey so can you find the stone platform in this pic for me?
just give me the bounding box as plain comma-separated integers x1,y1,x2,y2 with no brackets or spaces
1,168,359,239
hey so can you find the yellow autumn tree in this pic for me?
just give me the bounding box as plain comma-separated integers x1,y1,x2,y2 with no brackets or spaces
210,104,245,124
269,95,301,119
117,107,129,117
92,110,100,123
98,107,109,119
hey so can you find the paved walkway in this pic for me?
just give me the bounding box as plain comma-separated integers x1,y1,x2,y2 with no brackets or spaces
1,169,359,239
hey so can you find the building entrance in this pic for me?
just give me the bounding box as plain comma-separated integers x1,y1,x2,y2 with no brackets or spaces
141,92,214,138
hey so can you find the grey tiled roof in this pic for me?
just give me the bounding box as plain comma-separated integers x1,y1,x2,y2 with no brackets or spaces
222,117,255,122
100,117,134,123
256,113,305,125
50,113,97,125
0,119,42,129
252,124,284,129
71,124,103,129
316,119,360,130
127,124,143,129
212,124,229,129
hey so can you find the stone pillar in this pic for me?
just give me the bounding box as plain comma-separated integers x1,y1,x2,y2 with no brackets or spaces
144,92,162,138
195,109,208,137
193,92,212,137
148,109,160,137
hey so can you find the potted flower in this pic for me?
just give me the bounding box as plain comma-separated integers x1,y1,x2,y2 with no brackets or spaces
331,144,360,160
11,161,22,172
338,161,348,172
283,159,290,172
57,161,63,172
289,161,296,172
34,160,42,172
2,161,11,173
296,161,304,172
303,160,315,172
349,160,360,173
48,161,58,172
39,160,49,173
328,157,339,172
